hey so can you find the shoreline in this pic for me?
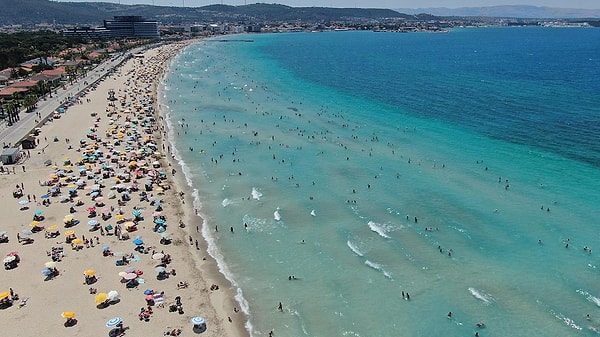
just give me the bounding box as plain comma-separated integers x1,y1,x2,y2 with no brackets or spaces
156,40,251,336
0,40,249,337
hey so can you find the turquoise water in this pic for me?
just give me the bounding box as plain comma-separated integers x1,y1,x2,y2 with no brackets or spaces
160,28,600,337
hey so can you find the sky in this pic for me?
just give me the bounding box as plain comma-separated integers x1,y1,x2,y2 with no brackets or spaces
58,0,600,10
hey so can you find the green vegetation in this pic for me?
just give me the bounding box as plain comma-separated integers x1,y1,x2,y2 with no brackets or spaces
0,31,86,69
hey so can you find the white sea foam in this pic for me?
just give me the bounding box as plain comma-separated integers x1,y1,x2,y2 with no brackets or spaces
368,221,390,239
251,187,262,200
222,198,231,207
576,289,600,307
274,208,281,221
365,260,393,279
346,240,364,257
554,312,583,331
310,209,316,217
468,287,494,305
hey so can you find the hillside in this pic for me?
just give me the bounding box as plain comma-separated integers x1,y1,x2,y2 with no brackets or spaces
0,0,412,26
396,5,600,19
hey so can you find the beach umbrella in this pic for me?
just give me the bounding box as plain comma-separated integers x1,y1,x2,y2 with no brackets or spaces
115,214,125,220
102,245,110,251
61,312,76,319
154,266,166,273
42,268,52,276
30,221,41,227
152,211,162,217
3,256,16,263
153,218,165,225
132,238,144,246
18,200,29,205
107,290,120,302
124,221,136,229
151,253,164,260
132,210,142,217
106,317,122,328
44,261,57,268
72,238,84,245
117,271,128,278
160,232,171,240
64,230,75,237
143,289,153,295
0,291,10,300
94,293,108,305
48,225,59,230
124,266,136,273
123,273,138,280
41,194,49,199
64,215,74,221
6,251,18,256
190,316,205,326
34,210,43,216
21,230,33,236
84,269,96,276
87,220,99,227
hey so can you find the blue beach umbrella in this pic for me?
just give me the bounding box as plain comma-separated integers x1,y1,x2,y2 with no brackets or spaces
102,245,110,251
106,317,122,327
153,218,165,225
18,200,29,205
42,268,52,276
132,210,142,217
190,316,205,325
41,194,49,199
132,238,144,246
34,210,43,215
88,220,99,227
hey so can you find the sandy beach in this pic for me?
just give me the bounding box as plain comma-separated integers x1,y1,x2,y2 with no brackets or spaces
0,41,248,337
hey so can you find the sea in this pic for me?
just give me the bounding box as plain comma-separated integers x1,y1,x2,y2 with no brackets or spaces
159,27,600,337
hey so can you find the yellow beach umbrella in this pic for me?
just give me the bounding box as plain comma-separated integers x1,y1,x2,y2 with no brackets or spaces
61,311,76,319
94,293,108,305
115,214,125,220
72,238,83,245
45,261,57,268
84,269,96,276
30,221,41,227
0,291,10,300
64,230,75,237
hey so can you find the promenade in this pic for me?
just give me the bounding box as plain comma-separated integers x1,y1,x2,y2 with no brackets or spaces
0,50,134,148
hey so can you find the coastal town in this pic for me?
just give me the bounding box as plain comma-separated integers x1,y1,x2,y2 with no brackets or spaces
0,2,599,337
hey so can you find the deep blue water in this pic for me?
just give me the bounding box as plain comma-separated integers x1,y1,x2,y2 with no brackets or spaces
261,28,600,167
161,27,600,337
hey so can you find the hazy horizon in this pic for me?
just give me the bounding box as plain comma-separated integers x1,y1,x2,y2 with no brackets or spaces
56,0,600,10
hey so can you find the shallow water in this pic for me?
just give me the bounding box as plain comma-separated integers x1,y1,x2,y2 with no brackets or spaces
160,28,600,337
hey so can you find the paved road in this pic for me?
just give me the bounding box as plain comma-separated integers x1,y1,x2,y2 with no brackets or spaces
0,51,134,148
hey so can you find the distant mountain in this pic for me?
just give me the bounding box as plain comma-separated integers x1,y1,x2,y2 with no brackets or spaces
396,5,600,19
0,0,413,26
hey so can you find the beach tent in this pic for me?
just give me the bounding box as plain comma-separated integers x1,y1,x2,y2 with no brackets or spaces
0,148,20,165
